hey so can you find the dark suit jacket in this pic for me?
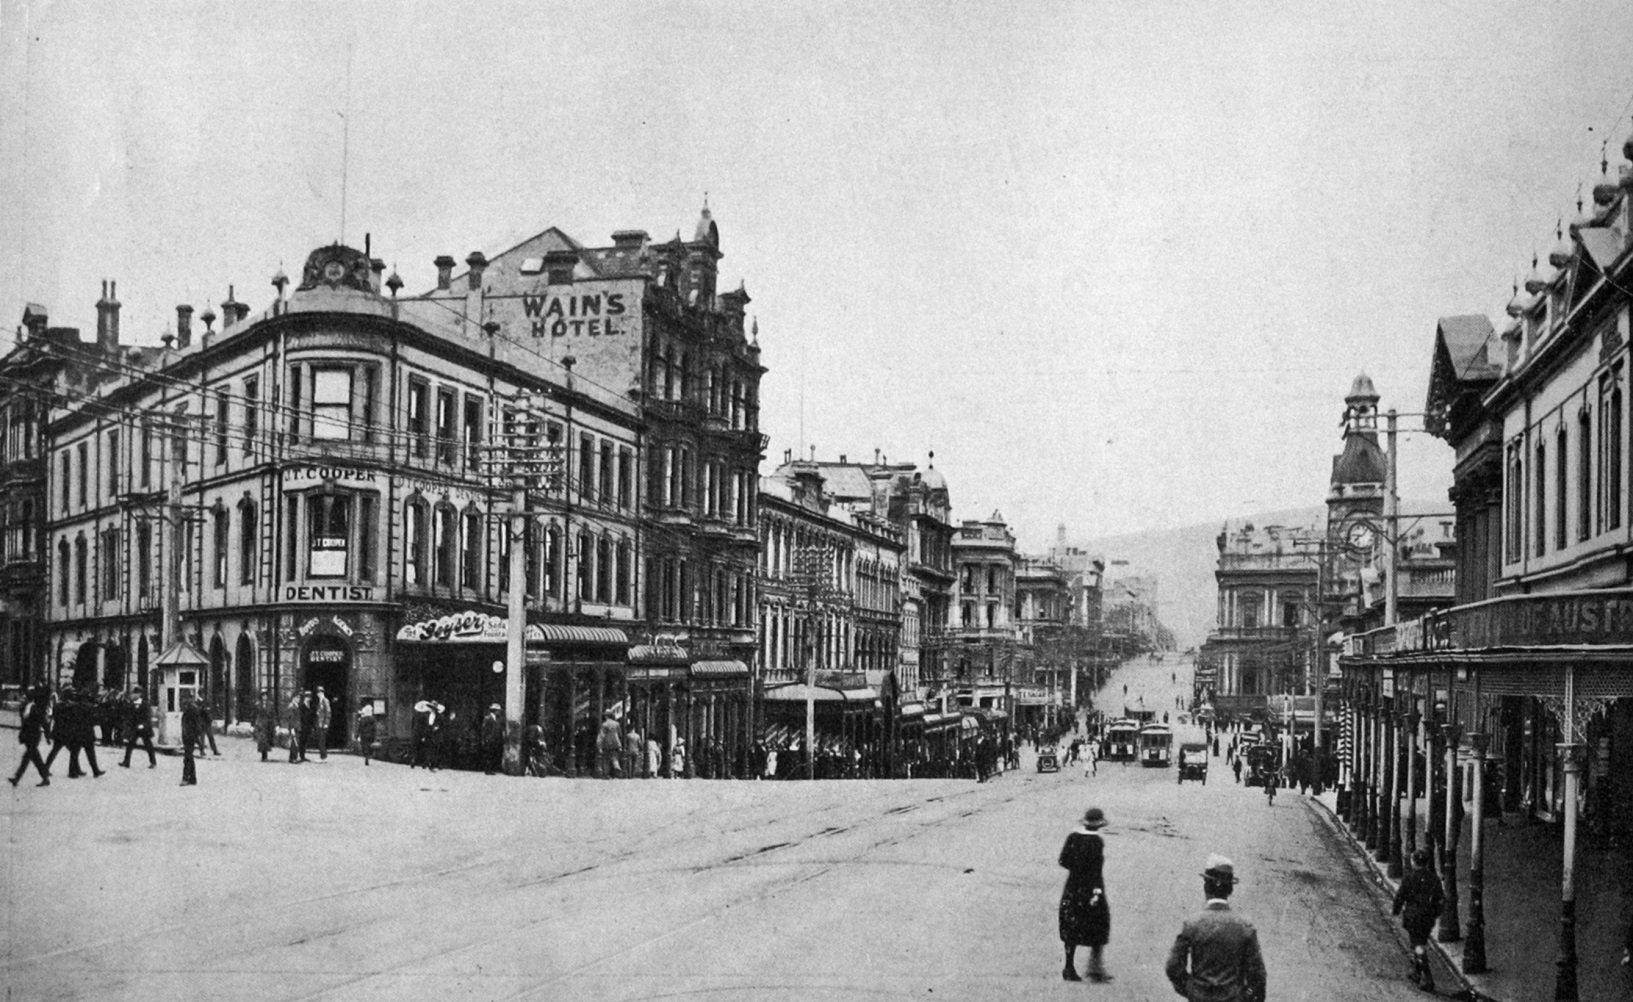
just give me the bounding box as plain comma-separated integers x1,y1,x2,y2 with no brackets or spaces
1165,900,1267,1002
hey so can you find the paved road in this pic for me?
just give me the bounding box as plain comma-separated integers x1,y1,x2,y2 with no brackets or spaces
5,654,1444,1001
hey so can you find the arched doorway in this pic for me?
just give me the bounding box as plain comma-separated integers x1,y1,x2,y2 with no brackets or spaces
209,635,229,723
102,642,127,691
302,635,351,748
72,641,99,689
235,633,255,724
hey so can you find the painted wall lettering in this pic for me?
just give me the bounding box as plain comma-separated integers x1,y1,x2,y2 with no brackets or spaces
521,292,629,338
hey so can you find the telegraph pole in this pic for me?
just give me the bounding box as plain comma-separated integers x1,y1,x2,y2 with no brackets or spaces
503,478,527,774
494,389,546,776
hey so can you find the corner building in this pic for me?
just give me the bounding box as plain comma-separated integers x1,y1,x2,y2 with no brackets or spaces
41,206,764,775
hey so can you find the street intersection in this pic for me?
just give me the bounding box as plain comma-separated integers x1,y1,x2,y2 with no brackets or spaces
3,654,1445,1001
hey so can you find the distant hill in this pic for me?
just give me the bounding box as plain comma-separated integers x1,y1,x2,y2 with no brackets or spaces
1083,500,1445,650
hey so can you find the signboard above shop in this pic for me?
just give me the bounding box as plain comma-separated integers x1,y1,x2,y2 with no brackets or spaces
396,612,547,644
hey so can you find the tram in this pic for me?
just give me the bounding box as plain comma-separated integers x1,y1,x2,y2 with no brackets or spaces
1138,723,1173,767
1103,718,1140,761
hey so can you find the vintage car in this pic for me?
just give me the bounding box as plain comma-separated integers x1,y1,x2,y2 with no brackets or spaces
1036,746,1060,773
1177,742,1209,784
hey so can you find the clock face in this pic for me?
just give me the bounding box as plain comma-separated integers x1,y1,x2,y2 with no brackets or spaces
1346,520,1376,552
323,261,346,284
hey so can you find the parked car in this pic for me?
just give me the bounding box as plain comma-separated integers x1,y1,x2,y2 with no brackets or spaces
1178,742,1209,784
1036,746,1060,773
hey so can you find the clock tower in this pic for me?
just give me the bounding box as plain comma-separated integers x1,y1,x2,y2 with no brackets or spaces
1327,372,1387,530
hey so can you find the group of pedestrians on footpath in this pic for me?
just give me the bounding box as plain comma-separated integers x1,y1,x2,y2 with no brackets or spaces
11,682,367,791
10,682,163,787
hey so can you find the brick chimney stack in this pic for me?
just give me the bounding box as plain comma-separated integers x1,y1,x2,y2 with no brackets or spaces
434,255,456,291
465,252,488,291
96,280,121,352
176,305,194,349
220,286,246,331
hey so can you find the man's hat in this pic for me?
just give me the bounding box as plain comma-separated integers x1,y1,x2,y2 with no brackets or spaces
489,703,501,712
1081,807,1107,830
1202,853,1238,883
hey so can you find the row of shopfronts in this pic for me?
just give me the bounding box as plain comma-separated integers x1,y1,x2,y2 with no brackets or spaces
1341,590,1633,839
1337,589,1633,994
45,604,1025,780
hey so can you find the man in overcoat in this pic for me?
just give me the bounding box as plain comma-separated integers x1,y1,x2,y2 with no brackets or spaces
1165,854,1267,1002
120,689,157,768
9,684,52,786
179,696,201,786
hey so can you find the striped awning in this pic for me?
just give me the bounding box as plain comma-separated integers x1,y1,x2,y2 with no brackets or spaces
691,660,748,677
629,643,689,665
531,624,629,646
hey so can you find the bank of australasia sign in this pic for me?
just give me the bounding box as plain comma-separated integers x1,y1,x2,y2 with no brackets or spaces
1440,589,1633,649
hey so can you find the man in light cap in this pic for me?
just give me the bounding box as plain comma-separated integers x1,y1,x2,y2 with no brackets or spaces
1164,854,1266,1002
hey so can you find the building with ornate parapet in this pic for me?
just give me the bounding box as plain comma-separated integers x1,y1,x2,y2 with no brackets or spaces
26,204,765,777
1198,522,1320,717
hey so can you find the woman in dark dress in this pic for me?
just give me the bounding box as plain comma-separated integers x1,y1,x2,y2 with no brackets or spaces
1058,806,1112,982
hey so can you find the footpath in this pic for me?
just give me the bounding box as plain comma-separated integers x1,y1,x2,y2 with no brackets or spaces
1307,788,1632,1001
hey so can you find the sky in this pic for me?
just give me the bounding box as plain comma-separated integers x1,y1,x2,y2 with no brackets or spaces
3,1,1632,555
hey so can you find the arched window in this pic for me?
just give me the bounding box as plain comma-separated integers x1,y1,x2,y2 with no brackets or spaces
74,535,87,605
309,493,352,579
239,498,258,585
578,530,594,600
1556,426,1567,551
462,508,483,591
404,497,428,586
433,503,456,588
213,504,230,588
58,538,70,606
1534,440,1547,558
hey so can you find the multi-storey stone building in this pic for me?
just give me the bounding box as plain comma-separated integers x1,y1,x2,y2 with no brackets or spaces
949,510,1022,716
756,461,904,687
34,206,765,774
1198,521,1320,716
1338,146,1633,996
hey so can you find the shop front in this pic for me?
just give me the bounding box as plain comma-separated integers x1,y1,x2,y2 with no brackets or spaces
759,678,884,778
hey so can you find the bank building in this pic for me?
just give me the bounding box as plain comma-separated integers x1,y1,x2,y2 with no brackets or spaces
24,206,765,774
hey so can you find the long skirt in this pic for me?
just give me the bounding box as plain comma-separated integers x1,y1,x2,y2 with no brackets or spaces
1058,884,1110,946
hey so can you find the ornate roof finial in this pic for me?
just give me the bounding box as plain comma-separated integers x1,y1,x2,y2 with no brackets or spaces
750,315,759,347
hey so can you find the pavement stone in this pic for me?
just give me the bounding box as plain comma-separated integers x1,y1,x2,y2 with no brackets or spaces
1309,788,1633,1002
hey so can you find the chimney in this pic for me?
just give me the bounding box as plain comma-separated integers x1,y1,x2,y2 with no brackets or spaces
544,249,578,285
220,286,245,330
611,230,649,250
466,252,487,291
176,305,194,348
369,258,385,294
96,280,121,352
434,255,456,291
839,454,847,464
21,304,48,340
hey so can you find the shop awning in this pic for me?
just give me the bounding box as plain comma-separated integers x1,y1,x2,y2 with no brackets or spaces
691,660,749,677
762,684,848,703
533,624,629,646
922,711,963,732
898,701,927,719
630,643,689,664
